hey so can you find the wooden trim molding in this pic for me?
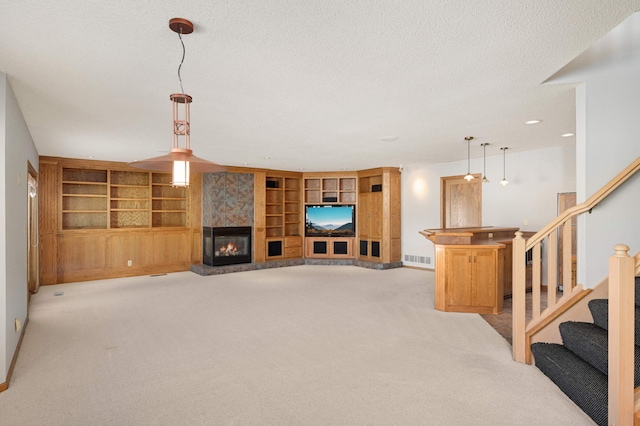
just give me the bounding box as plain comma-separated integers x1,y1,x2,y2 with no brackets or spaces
635,384,640,426
526,156,640,249
525,288,592,364
402,265,435,272
0,317,29,393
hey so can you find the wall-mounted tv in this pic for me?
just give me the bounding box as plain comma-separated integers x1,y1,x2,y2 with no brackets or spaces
305,204,355,237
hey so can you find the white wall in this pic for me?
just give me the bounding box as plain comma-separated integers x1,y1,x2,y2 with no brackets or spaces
545,12,640,288
0,72,6,382
401,145,576,270
1,72,39,383
576,68,640,287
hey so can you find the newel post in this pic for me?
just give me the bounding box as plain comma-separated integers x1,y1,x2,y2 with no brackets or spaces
512,231,527,363
608,244,635,426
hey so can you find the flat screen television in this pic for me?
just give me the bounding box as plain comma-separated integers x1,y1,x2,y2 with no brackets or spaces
305,204,355,237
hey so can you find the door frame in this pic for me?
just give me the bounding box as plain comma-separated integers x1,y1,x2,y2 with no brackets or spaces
27,161,39,297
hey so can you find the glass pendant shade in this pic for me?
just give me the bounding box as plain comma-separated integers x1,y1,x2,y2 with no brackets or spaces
172,159,190,187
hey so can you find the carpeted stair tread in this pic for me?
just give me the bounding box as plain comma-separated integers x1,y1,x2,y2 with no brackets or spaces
560,322,608,376
588,299,640,346
531,342,607,426
559,321,640,387
529,276,640,424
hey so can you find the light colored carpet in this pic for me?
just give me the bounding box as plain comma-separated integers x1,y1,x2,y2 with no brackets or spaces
0,265,594,425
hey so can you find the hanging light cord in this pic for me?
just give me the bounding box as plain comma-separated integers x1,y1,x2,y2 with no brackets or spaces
503,148,507,178
467,139,471,173
177,29,186,95
483,144,486,174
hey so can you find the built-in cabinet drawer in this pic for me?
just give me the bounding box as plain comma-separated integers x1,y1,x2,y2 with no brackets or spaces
285,247,302,257
285,236,302,247
285,236,302,257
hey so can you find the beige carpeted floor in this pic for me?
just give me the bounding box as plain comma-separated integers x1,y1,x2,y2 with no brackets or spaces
0,265,594,425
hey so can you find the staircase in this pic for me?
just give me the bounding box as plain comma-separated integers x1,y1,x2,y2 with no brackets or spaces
511,157,640,424
531,276,640,426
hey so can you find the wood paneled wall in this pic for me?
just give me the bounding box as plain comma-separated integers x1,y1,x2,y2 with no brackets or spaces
39,157,202,285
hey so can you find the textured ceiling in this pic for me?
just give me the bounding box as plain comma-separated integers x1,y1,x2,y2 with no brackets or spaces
1,1,638,171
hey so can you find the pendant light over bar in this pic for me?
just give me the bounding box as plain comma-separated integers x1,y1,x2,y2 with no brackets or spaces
464,136,474,181
129,18,226,187
481,142,490,183
500,147,509,186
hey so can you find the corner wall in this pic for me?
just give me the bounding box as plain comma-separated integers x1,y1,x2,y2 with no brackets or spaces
577,68,640,287
1,73,39,384
401,145,576,270
0,71,6,383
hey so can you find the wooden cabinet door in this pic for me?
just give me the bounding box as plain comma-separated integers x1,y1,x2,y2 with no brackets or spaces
369,192,383,239
441,175,481,228
389,183,401,239
58,234,107,282
110,233,154,268
436,246,502,314
472,249,497,308
357,193,370,238
153,232,189,265
445,249,472,307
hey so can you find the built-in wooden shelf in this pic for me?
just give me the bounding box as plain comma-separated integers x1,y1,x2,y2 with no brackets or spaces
304,176,356,204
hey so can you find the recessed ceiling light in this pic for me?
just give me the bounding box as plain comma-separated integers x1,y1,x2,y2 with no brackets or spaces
561,133,575,137
380,136,398,142
242,162,248,165
88,155,94,159
299,167,304,170
525,120,542,125
264,156,270,160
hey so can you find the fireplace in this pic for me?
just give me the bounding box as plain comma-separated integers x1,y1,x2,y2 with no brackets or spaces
203,226,252,266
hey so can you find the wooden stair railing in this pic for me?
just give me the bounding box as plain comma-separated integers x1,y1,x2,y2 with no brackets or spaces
632,252,640,426
608,245,636,425
513,155,640,364
511,156,639,425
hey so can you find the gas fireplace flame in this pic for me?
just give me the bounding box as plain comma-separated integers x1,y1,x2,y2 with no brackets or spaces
216,242,243,257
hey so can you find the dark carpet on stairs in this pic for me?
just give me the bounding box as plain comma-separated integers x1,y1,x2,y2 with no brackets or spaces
531,276,640,426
